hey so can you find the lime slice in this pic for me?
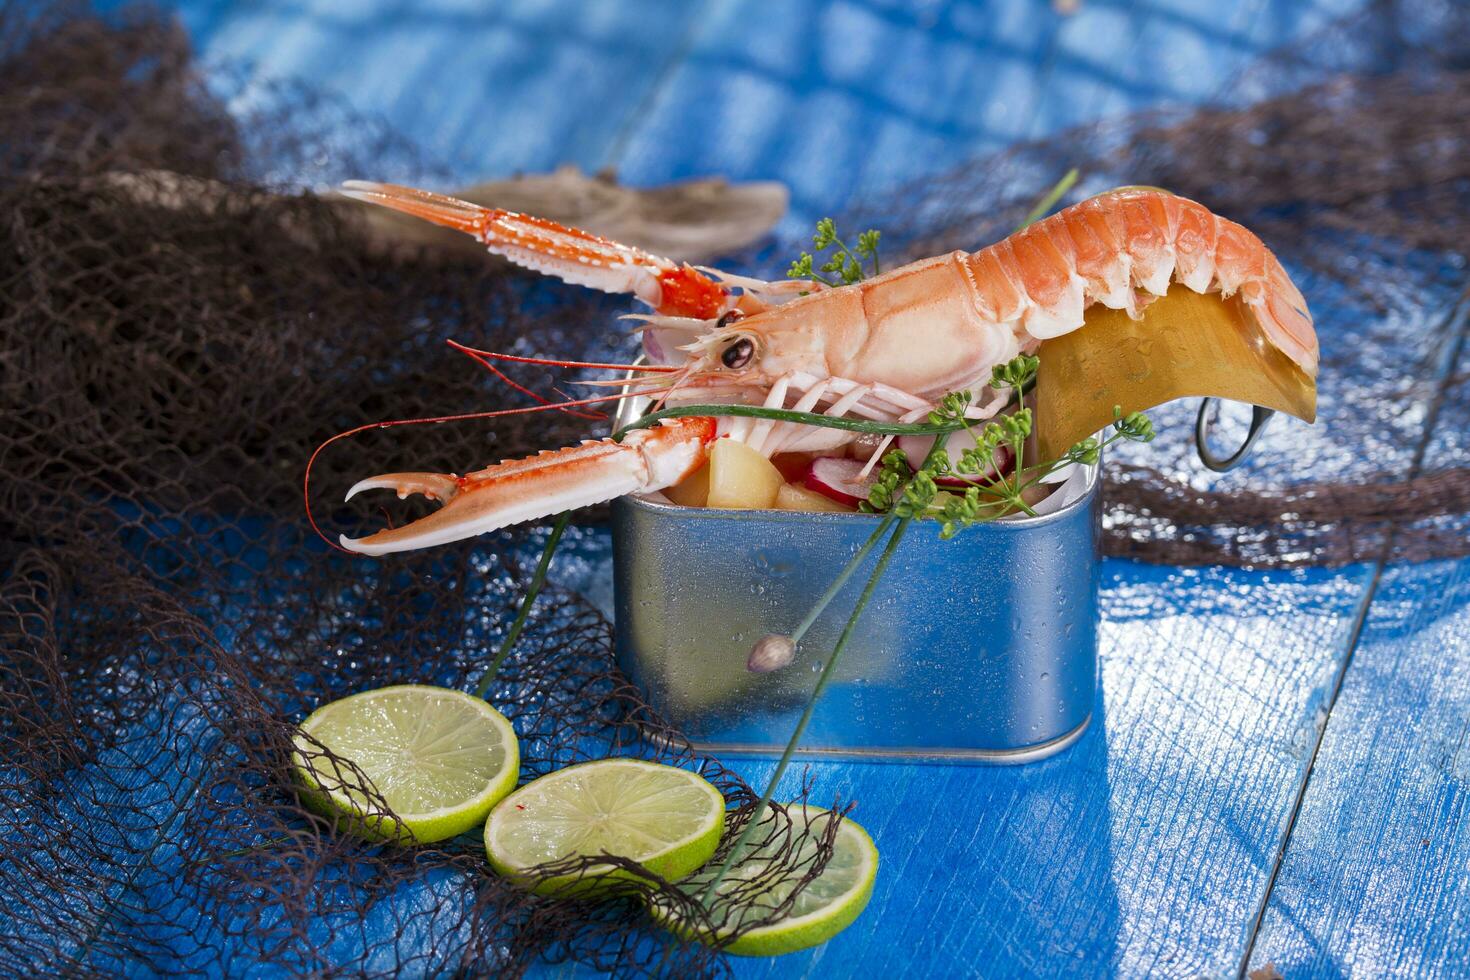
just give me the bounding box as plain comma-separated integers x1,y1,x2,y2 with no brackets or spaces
293,684,519,844
653,804,878,957
484,759,725,896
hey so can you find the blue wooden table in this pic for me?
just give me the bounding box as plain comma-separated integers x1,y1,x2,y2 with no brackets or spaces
126,1,1470,976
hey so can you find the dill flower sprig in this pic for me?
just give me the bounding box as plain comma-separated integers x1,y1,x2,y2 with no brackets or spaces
863,354,1156,538
787,218,882,286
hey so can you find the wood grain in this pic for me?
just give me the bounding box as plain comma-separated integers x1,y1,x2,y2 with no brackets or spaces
606,0,1354,230
133,0,1470,976
1247,557,1470,978
703,562,1370,977
141,0,715,180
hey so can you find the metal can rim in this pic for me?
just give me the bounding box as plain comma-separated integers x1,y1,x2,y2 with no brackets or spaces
625,459,1100,530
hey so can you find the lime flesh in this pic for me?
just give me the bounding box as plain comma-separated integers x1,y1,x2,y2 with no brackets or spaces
484,759,725,896
293,684,519,844
654,804,879,957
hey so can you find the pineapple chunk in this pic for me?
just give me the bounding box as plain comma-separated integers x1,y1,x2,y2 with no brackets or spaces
706,438,785,509
663,461,709,507
775,483,853,513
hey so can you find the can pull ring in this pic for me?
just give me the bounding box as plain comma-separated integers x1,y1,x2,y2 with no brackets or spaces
1194,399,1274,472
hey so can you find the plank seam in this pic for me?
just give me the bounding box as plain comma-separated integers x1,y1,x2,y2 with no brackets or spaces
601,0,714,175
1235,284,1470,979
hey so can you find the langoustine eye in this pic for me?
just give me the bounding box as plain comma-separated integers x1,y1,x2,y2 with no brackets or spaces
721,337,754,369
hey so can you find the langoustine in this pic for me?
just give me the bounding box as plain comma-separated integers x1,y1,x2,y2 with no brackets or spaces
331,182,1318,556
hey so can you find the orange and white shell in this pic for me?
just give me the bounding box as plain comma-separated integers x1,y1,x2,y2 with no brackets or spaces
330,183,1317,555
719,189,1316,407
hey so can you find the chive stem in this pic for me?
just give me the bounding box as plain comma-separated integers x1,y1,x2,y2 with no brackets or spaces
614,403,963,441
698,515,912,906
1015,167,1080,232
614,376,1033,445
789,515,896,645
698,437,946,904
473,512,570,699
200,835,297,863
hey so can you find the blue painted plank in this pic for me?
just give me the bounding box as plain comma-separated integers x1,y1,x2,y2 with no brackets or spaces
705,561,1373,977
610,0,1373,230
528,242,1456,980
575,0,1468,950
57,0,1467,976
131,0,712,183
1247,555,1470,979
533,564,1378,979
0,695,215,975
1247,299,1470,977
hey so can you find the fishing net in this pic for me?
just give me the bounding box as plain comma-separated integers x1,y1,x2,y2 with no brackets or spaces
866,0,1470,567
4,0,1470,975
0,4,845,977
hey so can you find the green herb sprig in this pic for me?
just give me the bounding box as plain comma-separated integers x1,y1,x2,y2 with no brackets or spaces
861,354,1155,538
686,173,1120,906
473,512,570,698
787,218,881,286
700,365,1154,900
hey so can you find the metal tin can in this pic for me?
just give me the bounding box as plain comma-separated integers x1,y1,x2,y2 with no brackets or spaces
612,463,1101,763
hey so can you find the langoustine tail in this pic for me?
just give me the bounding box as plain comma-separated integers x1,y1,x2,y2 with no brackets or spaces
985,188,1319,378
1242,253,1318,377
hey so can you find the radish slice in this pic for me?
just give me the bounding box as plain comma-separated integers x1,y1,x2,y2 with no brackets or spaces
802,457,878,506
896,431,1014,486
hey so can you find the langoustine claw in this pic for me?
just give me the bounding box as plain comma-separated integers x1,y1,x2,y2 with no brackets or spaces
338,417,715,556
330,184,1320,557
338,180,734,320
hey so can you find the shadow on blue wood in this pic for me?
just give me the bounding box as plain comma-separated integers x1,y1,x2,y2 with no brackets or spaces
1249,556,1470,979
126,0,1364,222
1247,300,1470,978
537,557,1369,977
600,0,1364,229
66,0,1470,976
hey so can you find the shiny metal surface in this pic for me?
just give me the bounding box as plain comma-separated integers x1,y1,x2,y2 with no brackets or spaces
1196,399,1276,472
613,465,1101,762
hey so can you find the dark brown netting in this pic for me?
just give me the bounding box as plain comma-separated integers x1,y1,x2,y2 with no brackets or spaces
858,0,1470,567
1,4,845,977
6,0,1470,976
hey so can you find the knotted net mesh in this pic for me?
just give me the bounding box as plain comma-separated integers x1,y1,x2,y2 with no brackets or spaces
865,0,1470,566
3,0,1470,976
2,4,843,976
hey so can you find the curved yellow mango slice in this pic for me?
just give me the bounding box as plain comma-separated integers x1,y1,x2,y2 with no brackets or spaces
1035,285,1317,460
